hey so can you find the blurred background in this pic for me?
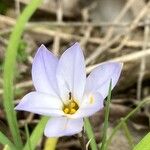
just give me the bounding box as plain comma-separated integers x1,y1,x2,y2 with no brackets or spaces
0,0,150,149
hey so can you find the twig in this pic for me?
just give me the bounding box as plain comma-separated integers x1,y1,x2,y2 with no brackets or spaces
110,34,130,53
19,119,39,127
78,129,86,150
0,28,12,36
137,14,150,100
52,0,63,55
80,26,93,49
23,21,150,27
2,14,150,27
86,48,150,73
80,7,93,49
1,15,150,48
103,0,137,42
0,36,8,45
85,2,150,65
0,80,33,95
15,0,20,16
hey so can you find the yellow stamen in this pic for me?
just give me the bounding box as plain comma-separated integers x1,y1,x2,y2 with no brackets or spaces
70,102,76,107
64,108,69,114
63,93,79,115
70,108,76,114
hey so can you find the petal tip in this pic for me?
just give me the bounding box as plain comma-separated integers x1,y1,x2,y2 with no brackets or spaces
39,44,46,49
107,61,123,71
73,42,80,46
117,62,123,73
14,104,22,111
119,62,123,68
37,44,48,53
69,42,82,51
14,106,18,110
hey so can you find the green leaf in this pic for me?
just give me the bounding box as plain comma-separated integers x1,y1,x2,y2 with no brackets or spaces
23,117,48,150
84,118,97,150
25,123,32,150
3,0,43,149
100,80,112,150
133,133,150,150
0,131,16,150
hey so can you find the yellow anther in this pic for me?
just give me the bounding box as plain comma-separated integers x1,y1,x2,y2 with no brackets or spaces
62,97,79,115
70,108,76,114
70,102,76,108
64,108,69,114
89,96,94,104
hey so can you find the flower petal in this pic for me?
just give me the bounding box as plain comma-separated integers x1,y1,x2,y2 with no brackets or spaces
86,62,123,99
71,92,104,118
15,92,63,116
32,45,59,96
56,43,86,102
44,117,83,137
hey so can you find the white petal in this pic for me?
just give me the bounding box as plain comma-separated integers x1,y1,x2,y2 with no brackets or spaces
32,45,59,96
86,62,123,99
15,92,63,117
56,43,86,103
71,92,104,118
44,117,83,137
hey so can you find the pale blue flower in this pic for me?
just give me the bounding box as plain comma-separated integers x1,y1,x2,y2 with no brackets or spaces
15,43,122,137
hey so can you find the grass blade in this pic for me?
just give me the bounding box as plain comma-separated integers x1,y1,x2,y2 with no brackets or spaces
25,123,32,150
84,118,97,150
0,131,16,150
133,133,150,150
23,117,48,150
121,119,134,148
100,80,112,150
3,0,43,148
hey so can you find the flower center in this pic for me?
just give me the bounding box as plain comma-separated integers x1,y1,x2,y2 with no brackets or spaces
63,100,79,114
63,93,79,115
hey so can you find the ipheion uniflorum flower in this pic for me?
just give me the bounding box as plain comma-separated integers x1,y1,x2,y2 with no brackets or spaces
15,43,123,137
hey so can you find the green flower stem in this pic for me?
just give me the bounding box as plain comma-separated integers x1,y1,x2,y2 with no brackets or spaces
105,97,150,149
0,131,17,150
3,0,43,149
121,119,134,149
23,117,48,150
100,80,112,150
84,118,97,150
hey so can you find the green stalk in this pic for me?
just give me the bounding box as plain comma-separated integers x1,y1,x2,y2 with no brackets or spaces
84,118,97,150
0,131,17,150
121,119,134,149
100,80,112,150
3,0,43,149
